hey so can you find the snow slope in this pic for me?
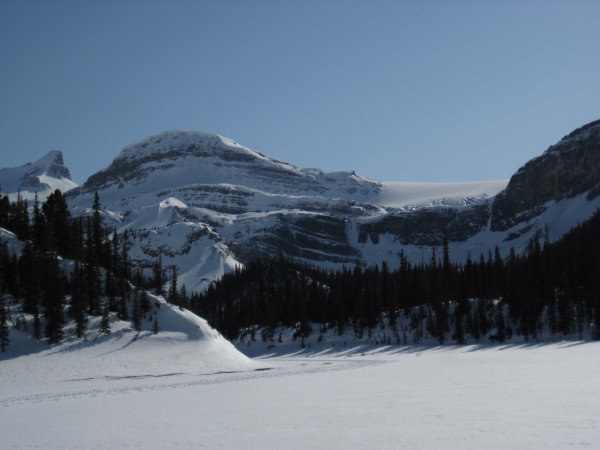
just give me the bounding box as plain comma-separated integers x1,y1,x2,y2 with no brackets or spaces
374,180,508,208
1,341,598,449
0,294,259,401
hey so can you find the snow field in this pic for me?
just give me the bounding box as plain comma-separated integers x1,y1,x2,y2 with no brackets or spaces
374,180,508,208
2,341,599,449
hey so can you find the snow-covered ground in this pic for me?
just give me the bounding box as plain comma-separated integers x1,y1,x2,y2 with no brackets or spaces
2,331,598,449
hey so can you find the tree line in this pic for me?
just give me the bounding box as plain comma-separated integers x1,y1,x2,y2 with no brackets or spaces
2,188,599,351
192,212,600,344
0,190,164,350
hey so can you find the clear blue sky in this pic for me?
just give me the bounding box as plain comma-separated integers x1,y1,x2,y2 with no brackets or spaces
1,0,599,184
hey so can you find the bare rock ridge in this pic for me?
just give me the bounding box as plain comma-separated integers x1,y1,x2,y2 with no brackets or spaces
491,119,600,231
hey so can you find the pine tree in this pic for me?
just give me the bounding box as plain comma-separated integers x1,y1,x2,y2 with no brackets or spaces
111,229,121,277
32,309,41,340
0,295,10,352
100,300,111,335
0,194,9,229
179,284,188,306
42,190,72,256
83,216,102,315
31,193,46,250
42,253,65,343
169,265,178,304
0,239,9,295
91,191,104,262
153,254,164,296
140,290,151,315
131,291,141,332
18,241,40,314
121,230,130,280
8,191,29,240
118,291,129,321
70,262,88,339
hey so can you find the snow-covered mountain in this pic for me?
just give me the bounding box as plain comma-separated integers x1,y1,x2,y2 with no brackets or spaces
1,291,258,380
357,120,600,265
6,119,600,293
0,150,78,200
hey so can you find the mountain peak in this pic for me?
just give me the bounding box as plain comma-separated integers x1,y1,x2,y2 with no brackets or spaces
0,150,77,199
115,130,265,163
545,118,600,155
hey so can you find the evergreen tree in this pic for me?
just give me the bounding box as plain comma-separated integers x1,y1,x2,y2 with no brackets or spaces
169,265,178,304
42,190,72,256
41,253,65,343
100,300,111,335
118,291,130,321
0,194,9,229
179,284,188,307
91,191,104,262
131,290,142,332
121,230,130,280
31,193,46,250
18,241,40,314
140,290,151,316
8,191,29,240
32,309,41,340
0,239,16,296
69,262,88,339
153,254,164,296
0,295,9,352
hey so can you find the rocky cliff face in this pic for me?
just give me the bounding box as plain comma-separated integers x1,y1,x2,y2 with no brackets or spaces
78,130,382,201
491,119,600,231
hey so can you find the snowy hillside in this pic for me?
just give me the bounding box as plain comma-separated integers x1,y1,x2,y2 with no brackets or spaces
0,150,78,200
1,293,259,388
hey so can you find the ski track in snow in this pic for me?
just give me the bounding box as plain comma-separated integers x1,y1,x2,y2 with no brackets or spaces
0,355,388,407
2,342,599,449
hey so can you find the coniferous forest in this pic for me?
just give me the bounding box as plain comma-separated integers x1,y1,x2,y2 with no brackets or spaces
0,190,164,350
192,213,600,345
1,189,600,351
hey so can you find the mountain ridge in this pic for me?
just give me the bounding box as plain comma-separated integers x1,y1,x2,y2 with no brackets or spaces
3,119,600,293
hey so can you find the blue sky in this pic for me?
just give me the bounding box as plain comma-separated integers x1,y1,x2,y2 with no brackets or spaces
1,0,599,184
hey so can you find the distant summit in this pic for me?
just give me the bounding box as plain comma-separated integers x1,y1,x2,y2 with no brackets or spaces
115,130,263,163
0,150,78,200
77,129,381,201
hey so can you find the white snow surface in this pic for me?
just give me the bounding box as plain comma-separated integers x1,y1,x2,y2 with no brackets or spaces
116,130,263,162
1,295,257,385
1,334,598,449
373,179,508,208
